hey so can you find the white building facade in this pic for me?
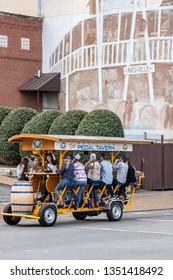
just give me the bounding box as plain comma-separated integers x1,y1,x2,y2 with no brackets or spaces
1,0,173,139
43,0,173,139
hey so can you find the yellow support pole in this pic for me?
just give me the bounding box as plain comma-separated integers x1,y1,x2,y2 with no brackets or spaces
81,186,93,209
56,186,67,207
124,185,135,209
99,185,106,198
111,151,120,164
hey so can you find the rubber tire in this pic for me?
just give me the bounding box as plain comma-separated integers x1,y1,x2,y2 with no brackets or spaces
3,203,21,225
72,211,88,220
106,201,123,221
38,204,57,227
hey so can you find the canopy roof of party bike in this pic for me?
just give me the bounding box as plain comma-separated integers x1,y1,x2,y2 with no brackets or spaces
9,134,154,152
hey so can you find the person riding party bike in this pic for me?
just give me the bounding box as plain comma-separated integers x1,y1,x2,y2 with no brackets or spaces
113,156,129,201
85,153,100,208
73,154,87,210
30,157,52,202
17,157,30,181
45,152,57,173
55,154,74,205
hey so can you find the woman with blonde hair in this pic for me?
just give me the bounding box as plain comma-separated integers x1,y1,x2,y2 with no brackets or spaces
30,157,43,172
30,157,50,202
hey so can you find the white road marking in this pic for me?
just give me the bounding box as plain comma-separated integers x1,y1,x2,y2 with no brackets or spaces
24,248,61,254
130,212,153,215
131,211,173,215
139,218,173,222
76,226,173,235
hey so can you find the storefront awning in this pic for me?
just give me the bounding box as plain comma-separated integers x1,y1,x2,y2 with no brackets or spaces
20,73,60,93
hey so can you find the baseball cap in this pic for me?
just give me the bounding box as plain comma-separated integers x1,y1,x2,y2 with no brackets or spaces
74,154,80,160
63,154,72,160
90,153,96,159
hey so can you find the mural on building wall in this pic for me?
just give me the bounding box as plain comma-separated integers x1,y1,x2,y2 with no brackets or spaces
47,0,173,139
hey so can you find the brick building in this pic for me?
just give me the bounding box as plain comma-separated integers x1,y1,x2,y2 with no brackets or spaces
0,12,43,110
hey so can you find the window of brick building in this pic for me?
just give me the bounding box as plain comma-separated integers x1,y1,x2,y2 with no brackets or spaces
21,38,30,50
0,35,8,48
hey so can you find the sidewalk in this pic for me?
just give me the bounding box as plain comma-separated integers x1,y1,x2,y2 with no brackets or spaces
126,189,173,212
0,175,173,212
0,175,16,186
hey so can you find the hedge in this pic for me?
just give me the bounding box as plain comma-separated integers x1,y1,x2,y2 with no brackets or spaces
20,109,62,158
0,106,11,125
21,109,62,135
76,109,124,137
49,110,87,135
0,107,37,163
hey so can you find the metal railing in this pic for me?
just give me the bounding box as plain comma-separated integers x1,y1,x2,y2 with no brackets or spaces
50,36,173,77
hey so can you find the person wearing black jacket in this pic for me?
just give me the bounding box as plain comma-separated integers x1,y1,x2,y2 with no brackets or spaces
119,158,137,200
55,154,74,205
126,158,137,185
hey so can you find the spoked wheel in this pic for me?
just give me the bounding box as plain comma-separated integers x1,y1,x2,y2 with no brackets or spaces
72,211,88,220
38,204,57,227
3,203,21,225
107,201,123,221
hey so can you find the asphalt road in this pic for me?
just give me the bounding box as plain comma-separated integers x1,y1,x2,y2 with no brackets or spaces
0,184,11,203
0,209,173,260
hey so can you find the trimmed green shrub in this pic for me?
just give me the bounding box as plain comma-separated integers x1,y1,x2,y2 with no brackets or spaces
21,109,62,134
49,110,87,135
0,106,11,125
0,107,37,163
20,109,62,158
76,109,124,137
75,109,124,162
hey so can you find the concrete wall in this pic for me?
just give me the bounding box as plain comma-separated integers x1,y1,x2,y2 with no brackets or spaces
0,0,39,17
41,0,88,17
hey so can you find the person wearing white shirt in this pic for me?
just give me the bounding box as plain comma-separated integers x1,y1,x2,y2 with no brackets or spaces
113,156,128,200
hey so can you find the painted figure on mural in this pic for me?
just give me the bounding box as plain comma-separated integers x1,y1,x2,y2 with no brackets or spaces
123,96,134,129
164,96,173,129
164,79,172,98
85,30,96,45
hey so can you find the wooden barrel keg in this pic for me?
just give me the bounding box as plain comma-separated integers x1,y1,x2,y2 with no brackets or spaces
11,181,34,214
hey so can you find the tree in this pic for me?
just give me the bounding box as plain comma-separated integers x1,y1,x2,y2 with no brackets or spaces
22,109,62,134
0,108,37,163
49,110,87,135
76,109,124,137
0,106,11,125
20,109,62,158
